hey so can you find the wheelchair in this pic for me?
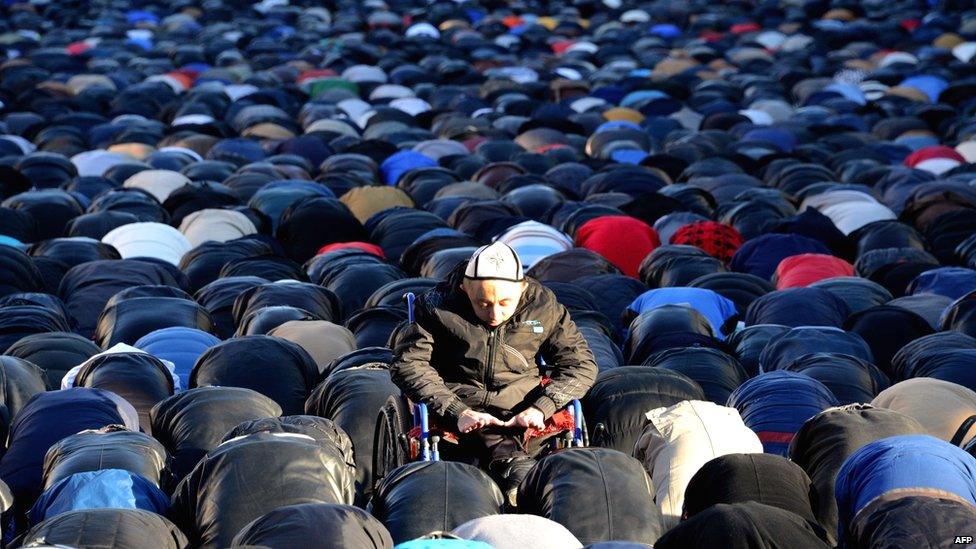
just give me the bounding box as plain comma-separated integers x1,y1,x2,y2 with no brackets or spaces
372,394,587,487
373,292,588,487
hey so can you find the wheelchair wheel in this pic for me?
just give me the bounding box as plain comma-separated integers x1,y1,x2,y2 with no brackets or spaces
372,394,412,489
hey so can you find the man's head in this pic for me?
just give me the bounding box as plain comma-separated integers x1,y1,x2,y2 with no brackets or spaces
460,242,527,327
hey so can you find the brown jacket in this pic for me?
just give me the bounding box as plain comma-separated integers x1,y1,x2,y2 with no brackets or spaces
389,267,598,423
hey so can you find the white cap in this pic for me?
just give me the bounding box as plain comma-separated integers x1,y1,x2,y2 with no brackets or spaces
956,140,976,163
954,42,976,63
621,9,650,23
406,22,440,39
464,242,524,282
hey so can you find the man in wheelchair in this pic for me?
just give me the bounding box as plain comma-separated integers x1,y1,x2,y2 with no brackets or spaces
390,242,598,503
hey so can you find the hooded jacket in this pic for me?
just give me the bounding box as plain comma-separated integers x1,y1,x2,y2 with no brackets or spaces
389,264,597,422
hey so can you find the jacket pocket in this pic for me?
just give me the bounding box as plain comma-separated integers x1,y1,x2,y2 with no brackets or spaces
501,342,532,371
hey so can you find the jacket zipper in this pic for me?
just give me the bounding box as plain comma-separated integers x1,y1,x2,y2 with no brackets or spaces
483,327,497,406
482,287,535,406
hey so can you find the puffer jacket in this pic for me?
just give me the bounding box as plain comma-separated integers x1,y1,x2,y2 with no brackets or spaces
389,265,597,423
633,400,764,529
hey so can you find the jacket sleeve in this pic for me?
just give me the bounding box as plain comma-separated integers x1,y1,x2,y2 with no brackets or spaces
534,304,599,418
389,310,471,423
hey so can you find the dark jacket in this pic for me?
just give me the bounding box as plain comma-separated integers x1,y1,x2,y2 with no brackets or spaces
390,266,597,423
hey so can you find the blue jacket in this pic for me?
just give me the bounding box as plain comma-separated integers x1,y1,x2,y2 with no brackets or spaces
835,434,976,545
627,287,738,340
29,469,168,525
727,371,838,456
136,327,220,390
730,233,830,280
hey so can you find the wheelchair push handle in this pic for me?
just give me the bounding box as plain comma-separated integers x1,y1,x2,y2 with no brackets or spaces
404,292,416,323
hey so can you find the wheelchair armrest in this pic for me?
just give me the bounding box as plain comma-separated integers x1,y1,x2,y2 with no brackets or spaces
413,402,431,461
566,399,585,447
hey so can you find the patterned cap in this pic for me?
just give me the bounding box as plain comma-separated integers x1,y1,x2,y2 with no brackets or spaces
464,242,524,282
670,221,744,264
